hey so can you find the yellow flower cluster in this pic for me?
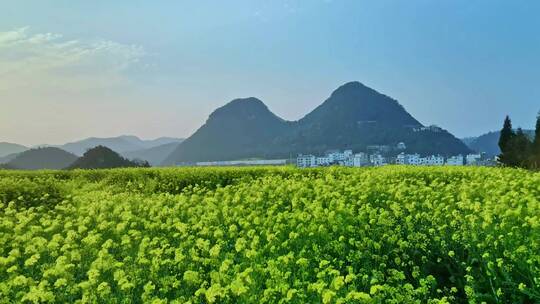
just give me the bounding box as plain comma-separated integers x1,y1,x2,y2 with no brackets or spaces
0,166,538,303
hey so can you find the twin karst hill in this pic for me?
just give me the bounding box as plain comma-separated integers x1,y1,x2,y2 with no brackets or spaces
163,82,471,165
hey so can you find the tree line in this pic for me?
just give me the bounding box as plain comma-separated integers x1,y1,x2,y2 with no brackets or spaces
498,112,540,169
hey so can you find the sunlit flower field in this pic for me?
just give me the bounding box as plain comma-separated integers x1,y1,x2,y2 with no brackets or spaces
0,166,538,303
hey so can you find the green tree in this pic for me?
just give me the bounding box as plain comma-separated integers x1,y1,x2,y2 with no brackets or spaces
530,111,540,169
512,128,532,168
498,116,516,166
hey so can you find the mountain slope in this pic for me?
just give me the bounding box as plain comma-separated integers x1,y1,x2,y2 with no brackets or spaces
283,81,468,155
299,82,421,128
164,82,471,165
0,142,28,158
68,146,149,169
464,130,534,156
163,98,290,164
123,142,181,166
7,147,78,170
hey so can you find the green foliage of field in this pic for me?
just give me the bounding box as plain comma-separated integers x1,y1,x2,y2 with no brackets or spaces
0,166,539,303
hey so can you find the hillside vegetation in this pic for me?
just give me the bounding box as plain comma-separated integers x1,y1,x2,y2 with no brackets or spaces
67,146,149,169
0,167,538,303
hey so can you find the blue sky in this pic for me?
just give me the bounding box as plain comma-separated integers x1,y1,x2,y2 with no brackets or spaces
1,0,539,145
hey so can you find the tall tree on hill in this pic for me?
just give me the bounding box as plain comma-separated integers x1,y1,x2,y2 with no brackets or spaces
498,115,516,166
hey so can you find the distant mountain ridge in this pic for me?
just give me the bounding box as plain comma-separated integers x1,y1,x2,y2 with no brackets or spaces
462,129,534,157
163,81,471,165
0,142,28,158
7,147,78,170
123,142,181,166
59,135,184,156
0,136,184,168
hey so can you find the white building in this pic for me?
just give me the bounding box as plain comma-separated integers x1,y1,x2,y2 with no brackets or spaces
298,150,362,167
370,153,386,166
420,155,444,166
466,154,482,165
396,142,407,150
446,155,464,166
297,154,316,168
396,153,406,165
407,154,421,165
325,150,352,163
413,125,443,133
316,156,332,166
343,158,354,167
396,153,421,165
327,151,345,162
353,153,369,167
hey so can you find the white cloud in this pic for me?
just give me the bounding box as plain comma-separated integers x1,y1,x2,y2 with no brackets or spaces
0,27,146,92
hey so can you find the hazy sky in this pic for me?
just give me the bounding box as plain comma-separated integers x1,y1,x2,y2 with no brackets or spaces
1,0,539,146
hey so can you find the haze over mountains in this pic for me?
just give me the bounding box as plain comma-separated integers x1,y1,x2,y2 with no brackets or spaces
163,82,471,165
57,136,184,156
0,136,184,169
0,142,28,158
3,81,519,169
